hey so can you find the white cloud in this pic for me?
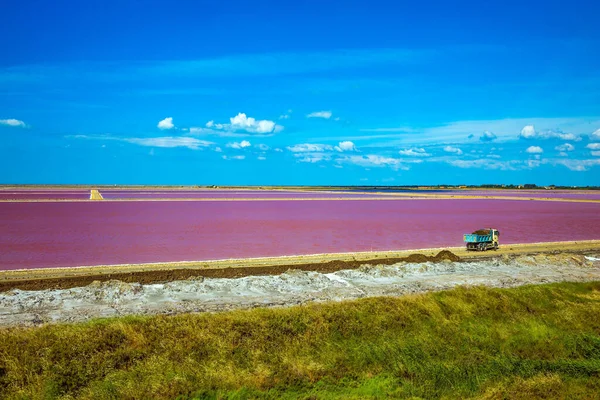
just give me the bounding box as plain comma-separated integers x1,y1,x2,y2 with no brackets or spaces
525,146,543,154
256,144,270,151
157,117,175,130
307,111,332,119
591,151,600,157
519,125,580,141
334,141,356,152
189,127,212,134
0,118,26,127
279,110,292,120
480,131,497,142
447,159,525,171
125,136,212,150
290,140,356,153
558,133,581,141
591,129,600,140
214,147,222,152
295,153,332,163
587,143,600,150
339,154,406,170
71,134,214,150
231,113,274,133
553,159,600,171
227,140,251,149
202,113,283,135
520,125,536,139
287,143,333,153
257,156,267,160
352,117,600,146
559,152,568,157
287,143,335,163
222,155,246,160
287,143,405,169
443,146,463,155
544,131,580,141
398,148,431,157
555,143,574,152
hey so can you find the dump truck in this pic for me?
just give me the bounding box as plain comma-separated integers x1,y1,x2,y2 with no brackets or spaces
464,228,500,251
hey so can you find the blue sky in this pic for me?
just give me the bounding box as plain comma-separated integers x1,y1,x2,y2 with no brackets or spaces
1,0,600,186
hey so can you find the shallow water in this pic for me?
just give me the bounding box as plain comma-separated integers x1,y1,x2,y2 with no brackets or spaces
1,199,600,269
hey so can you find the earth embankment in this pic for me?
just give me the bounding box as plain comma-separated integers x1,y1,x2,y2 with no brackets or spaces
1,240,598,292
1,249,599,327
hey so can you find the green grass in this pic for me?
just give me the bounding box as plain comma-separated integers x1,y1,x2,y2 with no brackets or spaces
1,282,600,399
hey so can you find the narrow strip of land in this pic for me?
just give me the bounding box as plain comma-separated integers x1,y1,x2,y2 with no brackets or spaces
1,240,599,291
2,196,600,203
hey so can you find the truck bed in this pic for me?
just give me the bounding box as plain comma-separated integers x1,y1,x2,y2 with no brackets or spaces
464,234,493,243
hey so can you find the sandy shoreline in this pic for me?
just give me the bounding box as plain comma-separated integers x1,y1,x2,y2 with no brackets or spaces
1,240,599,292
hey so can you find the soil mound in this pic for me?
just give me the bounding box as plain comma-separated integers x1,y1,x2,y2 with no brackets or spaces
433,250,461,262
404,254,430,263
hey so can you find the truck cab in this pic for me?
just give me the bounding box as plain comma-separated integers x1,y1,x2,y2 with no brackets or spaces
464,228,500,251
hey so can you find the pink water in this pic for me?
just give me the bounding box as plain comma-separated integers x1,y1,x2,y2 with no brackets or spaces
0,191,89,200
1,199,599,270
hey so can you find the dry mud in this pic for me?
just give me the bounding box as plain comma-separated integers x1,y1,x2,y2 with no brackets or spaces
1,252,599,327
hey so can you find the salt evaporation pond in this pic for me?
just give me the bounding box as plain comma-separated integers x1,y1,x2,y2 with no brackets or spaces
0,191,90,200
1,199,599,270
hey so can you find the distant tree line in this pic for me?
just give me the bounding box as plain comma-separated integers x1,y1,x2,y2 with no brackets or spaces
333,184,600,191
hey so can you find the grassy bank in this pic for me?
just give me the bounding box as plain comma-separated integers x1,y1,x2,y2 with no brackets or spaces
1,282,600,399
